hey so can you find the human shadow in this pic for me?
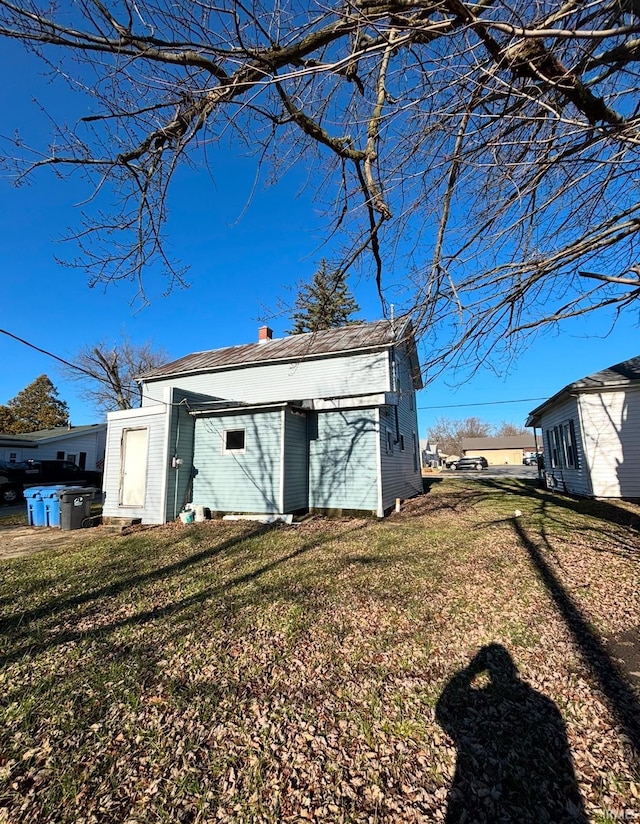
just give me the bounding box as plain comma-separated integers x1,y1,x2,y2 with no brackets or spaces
436,644,586,823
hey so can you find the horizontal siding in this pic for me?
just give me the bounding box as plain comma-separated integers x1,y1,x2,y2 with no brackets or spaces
193,411,282,513
579,387,640,497
29,430,107,473
283,409,308,512
141,350,390,406
102,406,168,524
165,390,196,522
380,389,423,511
537,397,591,497
308,409,378,512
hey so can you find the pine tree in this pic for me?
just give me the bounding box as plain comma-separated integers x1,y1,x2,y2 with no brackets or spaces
1,375,69,433
288,261,360,335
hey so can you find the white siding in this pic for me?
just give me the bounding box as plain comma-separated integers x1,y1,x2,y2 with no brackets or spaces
33,428,107,471
141,350,391,406
102,405,169,524
538,396,591,497
579,387,640,498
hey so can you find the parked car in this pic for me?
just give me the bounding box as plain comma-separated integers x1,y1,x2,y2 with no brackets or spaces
522,453,544,467
455,456,488,470
0,459,102,505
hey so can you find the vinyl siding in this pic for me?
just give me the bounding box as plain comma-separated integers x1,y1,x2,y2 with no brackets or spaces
164,390,198,522
30,429,107,472
102,405,168,524
537,396,591,497
308,409,378,513
283,409,308,512
379,347,423,511
578,387,640,497
141,350,390,406
192,410,282,513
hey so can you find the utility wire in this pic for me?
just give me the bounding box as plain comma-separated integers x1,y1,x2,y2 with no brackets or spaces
418,397,547,410
0,328,96,378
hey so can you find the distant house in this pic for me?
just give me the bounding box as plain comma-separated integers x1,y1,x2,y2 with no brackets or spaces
0,425,106,471
420,439,441,468
102,319,423,524
461,435,538,466
526,356,640,498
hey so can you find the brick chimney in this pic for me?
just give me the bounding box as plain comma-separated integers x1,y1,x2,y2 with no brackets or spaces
258,325,273,343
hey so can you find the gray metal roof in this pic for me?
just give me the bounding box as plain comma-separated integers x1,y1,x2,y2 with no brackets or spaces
527,355,640,426
140,319,415,381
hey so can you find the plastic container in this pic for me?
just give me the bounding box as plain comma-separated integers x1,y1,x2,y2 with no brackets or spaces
41,484,67,528
58,487,95,530
24,487,45,527
179,510,195,524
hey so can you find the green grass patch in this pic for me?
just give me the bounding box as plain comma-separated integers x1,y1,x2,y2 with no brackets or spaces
0,479,639,822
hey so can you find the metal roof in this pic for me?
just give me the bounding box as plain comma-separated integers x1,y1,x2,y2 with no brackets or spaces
140,319,414,381
527,355,640,426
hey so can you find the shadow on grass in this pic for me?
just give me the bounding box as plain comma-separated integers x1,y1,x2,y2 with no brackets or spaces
510,516,640,758
437,643,587,823
0,522,370,667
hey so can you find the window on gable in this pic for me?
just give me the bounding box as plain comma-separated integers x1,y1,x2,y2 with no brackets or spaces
223,429,246,453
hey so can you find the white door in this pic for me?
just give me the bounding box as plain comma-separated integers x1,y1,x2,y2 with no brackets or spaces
120,428,148,506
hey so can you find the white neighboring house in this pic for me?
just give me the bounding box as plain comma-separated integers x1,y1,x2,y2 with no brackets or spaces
0,425,107,471
526,356,640,498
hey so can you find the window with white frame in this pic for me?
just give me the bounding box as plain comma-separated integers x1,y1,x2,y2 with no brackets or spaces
561,420,578,469
223,429,246,454
546,420,579,469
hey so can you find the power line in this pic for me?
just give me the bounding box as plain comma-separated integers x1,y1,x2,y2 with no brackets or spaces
418,397,547,410
0,328,95,377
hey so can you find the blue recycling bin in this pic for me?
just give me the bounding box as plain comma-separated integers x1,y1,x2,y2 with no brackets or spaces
41,485,67,528
24,487,45,527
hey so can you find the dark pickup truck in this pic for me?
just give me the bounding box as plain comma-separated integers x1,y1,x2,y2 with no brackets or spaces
0,460,102,505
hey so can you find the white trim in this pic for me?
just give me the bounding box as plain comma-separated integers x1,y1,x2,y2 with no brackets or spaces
375,408,384,518
160,401,172,523
576,395,595,496
307,392,397,411
108,404,165,420
221,428,246,454
279,408,286,513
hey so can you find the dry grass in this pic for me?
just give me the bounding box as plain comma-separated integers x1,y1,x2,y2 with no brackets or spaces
0,477,639,822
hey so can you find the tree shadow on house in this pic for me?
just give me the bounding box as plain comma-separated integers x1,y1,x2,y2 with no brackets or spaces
436,644,587,824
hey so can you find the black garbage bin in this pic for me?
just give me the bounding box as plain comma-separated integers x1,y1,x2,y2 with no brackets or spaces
58,487,95,530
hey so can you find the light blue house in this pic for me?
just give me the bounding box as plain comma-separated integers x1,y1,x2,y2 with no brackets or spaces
102,319,423,524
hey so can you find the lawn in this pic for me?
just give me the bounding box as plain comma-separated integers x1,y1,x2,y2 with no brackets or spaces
0,478,639,823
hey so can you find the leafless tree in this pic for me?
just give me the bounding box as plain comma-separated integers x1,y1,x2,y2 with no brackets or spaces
1,0,639,373
61,338,169,414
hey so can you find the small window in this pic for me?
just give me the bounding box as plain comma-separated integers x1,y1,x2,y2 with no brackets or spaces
8,453,17,463
223,429,246,453
400,434,405,451
385,429,393,455
561,420,579,469
56,451,65,460
78,452,87,470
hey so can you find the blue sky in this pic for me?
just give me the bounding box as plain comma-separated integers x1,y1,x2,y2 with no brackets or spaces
0,40,637,438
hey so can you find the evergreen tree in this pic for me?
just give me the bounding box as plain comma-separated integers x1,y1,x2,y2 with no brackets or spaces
1,375,69,433
289,262,360,335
